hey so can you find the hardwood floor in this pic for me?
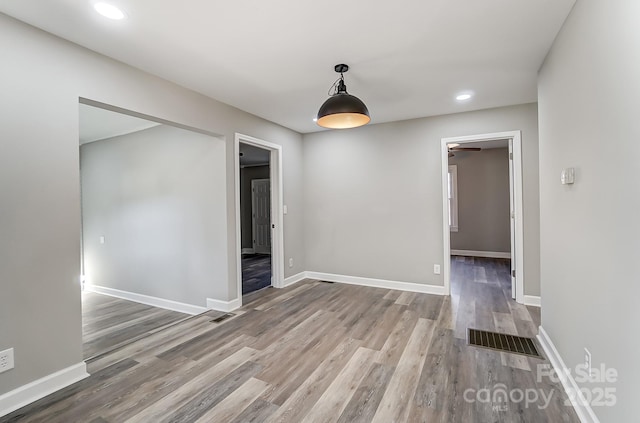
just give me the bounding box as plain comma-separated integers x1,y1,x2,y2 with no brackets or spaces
2,259,579,422
82,291,190,359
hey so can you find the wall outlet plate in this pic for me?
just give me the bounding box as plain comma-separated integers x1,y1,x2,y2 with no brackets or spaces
434,264,441,275
0,348,15,373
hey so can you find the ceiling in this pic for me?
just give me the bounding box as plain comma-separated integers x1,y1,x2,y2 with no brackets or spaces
1,0,575,134
80,102,272,166
79,104,160,144
449,139,509,149
239,143,270,167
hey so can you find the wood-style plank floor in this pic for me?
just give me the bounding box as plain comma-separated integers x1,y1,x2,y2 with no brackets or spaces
82,291,190,359
2,258,579,422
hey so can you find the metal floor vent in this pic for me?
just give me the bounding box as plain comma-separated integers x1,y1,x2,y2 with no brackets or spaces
319,280,335,284
210,313,235,323
468,329,542,358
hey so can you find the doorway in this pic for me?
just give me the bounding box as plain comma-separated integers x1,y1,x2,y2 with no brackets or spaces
441,131,524,303
234,134,284,305
78,99,226,359
239,143,272,295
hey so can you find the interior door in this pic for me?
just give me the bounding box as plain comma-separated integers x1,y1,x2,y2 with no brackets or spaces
251,179,271,254
508,139,516,299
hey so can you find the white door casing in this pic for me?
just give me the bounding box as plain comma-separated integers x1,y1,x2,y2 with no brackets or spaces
234,133,284,308
508,139,516,299
441,131,525,304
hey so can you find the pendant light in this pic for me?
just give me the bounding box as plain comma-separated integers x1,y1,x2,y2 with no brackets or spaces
316,64,370,129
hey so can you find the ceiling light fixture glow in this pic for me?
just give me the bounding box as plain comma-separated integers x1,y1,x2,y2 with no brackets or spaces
456,93,472,101
94,2,125,20
316,64,370,129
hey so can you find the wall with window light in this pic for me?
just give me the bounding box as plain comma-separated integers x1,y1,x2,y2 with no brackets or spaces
449,147,511,254
80,125,228,308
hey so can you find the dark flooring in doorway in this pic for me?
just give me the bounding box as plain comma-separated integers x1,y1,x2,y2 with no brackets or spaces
242,253,271,294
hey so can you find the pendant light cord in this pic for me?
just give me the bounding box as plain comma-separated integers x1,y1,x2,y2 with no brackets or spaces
327,73,345,96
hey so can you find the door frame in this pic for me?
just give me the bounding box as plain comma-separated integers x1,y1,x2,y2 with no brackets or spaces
234,133,284,305
251,178,272,255
440,130,525,304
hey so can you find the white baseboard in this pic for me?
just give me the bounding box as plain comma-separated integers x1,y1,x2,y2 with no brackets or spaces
206,297,241,313
283,271,307,288
84,284,208,315
0,362,89,418
537,327,600,423
451,249,511,259
524,295,541,307
305,271,445,295
241,248,255,254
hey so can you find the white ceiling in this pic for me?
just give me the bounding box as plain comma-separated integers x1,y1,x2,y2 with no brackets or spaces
1,0,575,134
239,143,270,167
79,103,160,144
449,139,509,149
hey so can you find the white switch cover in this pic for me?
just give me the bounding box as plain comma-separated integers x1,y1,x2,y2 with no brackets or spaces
99,236,105,244
283,205,288,215
434,264,441,275
289,258,294,268
561,168,575,185
0,348,14,373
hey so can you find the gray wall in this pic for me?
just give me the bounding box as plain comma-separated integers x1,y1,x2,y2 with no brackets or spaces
538,0,639,421
81,125,227,307
449,148,511,253
303,103,540,295
240,166,270,249
0,14,304,397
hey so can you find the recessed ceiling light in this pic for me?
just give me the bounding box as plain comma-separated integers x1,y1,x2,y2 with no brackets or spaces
94,2,125,20
448,143,460,148
456,93,473,101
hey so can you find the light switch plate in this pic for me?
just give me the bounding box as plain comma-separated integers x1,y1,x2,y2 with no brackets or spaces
561,168,575,185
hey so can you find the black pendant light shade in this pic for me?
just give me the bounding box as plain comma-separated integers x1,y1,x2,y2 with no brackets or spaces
316,64,370,129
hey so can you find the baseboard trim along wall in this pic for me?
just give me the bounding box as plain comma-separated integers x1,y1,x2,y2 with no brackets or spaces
84,284,208,315
283,271,307,288
0,362,89,418
305,271,446,295
206,297,241,313
537,327,600,423
241,248,255,254
524,295,541,307
450,249,511,259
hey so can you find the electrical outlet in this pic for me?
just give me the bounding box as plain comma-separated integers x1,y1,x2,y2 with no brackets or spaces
0,348,15,373
289,258,294,268
434,264,441,275
99,236,105,244
584,348,592,377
